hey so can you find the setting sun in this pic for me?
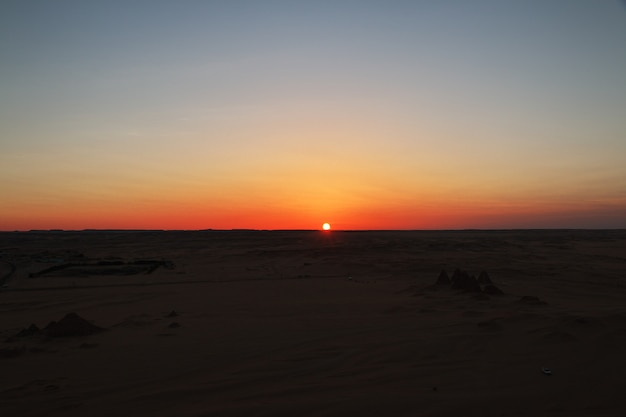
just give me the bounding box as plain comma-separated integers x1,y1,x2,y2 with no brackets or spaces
322,223,331,231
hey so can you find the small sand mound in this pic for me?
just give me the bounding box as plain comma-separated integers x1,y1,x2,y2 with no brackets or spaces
0,346,26,358
476,319,503,331
43,313,105,338
542,330,577,343
518,296,547,306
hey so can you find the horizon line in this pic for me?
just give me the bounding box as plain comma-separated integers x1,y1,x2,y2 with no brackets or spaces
2,228,625,233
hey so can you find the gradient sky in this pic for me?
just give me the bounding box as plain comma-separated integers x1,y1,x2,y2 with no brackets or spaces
1,0,625,230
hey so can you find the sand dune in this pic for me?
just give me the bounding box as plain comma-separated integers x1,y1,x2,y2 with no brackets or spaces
1,230,626,416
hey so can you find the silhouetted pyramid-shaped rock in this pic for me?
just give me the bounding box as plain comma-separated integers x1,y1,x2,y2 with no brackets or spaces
477,271,492,285
43,313,104,338
430,268,505,295
435,270,451,286
15,323,41,338
450,268,464,283
451,269,481,292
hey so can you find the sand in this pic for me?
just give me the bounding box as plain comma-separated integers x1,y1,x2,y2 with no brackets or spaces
1,230,626,416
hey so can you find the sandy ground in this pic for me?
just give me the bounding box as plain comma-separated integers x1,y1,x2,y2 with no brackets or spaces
1,230,626,416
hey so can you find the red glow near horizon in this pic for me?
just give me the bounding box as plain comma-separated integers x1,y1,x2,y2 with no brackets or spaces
2,196,626,231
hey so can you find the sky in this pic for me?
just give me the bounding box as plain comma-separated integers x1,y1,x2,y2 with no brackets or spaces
1,0,625,230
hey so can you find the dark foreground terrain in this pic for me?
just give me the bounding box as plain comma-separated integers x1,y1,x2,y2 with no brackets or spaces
1,230,626,416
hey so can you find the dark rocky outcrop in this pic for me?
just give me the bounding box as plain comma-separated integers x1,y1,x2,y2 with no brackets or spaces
477,271,492,285
43,313,104,338
433,269,504,295
435,270,451,286
450,269,482,292
15,324,41,338
483,284,504,295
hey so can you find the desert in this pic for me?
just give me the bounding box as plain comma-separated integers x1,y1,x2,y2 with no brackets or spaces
1,229,626,416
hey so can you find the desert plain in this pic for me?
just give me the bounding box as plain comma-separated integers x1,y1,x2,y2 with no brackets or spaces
1,229,626,416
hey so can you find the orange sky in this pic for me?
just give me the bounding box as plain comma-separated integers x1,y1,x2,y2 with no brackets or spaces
1,2,625,230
